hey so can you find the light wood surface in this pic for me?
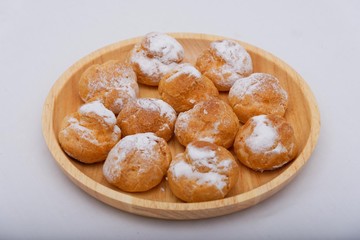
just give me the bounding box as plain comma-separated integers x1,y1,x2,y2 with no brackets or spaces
42,33,320,220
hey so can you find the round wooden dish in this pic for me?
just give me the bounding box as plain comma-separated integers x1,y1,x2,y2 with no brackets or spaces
42,33,320,220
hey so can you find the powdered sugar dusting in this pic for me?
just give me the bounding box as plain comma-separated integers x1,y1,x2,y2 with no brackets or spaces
79,101,116,126
246,115,278,153
138,98,176,122
213,121,220,134
170,143,232,193
174,101,203,132
218,159,233,169
229,75,261,100
170,159,227,193
187,143,216,163
62,117,100,146
211,40,252,75
175,103,221,144
103,133,160,182
131,50,176,80
111,126,121,142
171,160,193,178
187,143,231,173
196,171,227,190
131,32,184,83
211,40,253,87
271,143,287,154
159,123,170,132
144,32,184,64
230,73,287,101
85,63,138,101
152,99,177,122
113,97,124,110
175,111,191,131
197,136,215,143
166,63,201,82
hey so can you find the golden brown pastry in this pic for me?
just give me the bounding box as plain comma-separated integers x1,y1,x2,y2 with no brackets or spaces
228,73,288,123
167,141,239,202
78,60,139,115
117,98,177,141
233,114,297,171
103,132,172,192
174,98,239,148
129,32,184,86
58,101,121,164
196,39,253,91
158,63,219,112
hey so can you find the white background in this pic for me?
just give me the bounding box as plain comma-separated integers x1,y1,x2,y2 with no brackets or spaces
1,0,359,239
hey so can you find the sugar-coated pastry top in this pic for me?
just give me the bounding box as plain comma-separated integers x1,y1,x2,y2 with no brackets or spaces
234,114,296,171
165,63,201,81
117,98,177,141
58,101,121,163
167,141,239,202
159,63,219,112
103,132,172,192
175,98,240,148
78,60,139,115
130,32,184,86
228,73,288,123
104,133,161,182
196,39,253,91
78,100,117,126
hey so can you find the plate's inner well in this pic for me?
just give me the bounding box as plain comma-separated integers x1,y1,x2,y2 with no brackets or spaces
53,38,311,203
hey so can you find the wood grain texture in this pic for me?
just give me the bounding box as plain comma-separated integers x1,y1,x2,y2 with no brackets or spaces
42,33,320,220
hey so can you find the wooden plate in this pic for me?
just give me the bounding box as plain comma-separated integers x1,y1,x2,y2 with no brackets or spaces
42,33,320,220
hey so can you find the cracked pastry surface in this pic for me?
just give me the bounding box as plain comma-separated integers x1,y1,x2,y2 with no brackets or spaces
78,60,139,115
103,132,171,192
58,101,121,164
196,39,253,91
129,32,184,86
167,141,239,202
228,73,288,123
233,114,297,171
174,98,239,148
117,98,177,141
158,63,219,112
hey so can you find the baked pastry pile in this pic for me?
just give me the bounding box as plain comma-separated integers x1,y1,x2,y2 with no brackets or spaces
58,32,297,202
